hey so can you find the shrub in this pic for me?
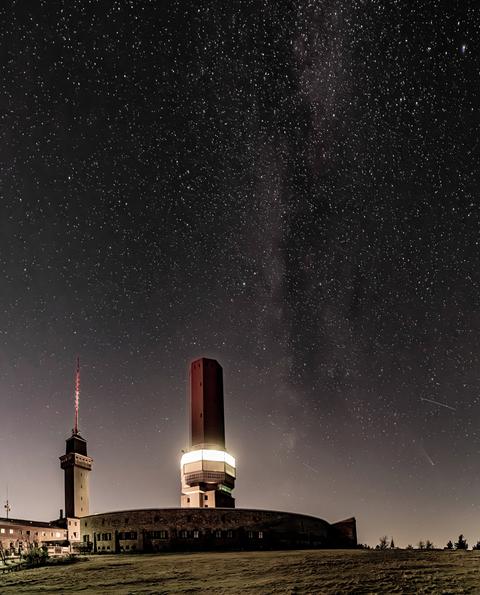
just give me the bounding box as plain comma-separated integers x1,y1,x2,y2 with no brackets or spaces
378,536,389,550
24,546,48,567
455,535,468,550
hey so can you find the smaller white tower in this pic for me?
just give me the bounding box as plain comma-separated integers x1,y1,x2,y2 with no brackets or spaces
59,358,93,519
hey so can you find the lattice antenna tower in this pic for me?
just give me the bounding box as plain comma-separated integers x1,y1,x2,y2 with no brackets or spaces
74,356,80,435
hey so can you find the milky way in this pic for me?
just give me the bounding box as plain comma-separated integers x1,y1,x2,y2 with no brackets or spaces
0,1,478,547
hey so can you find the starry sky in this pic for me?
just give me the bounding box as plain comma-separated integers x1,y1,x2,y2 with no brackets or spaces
1,1,478,548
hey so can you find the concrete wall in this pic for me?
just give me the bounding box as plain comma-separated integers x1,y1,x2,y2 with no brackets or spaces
81,508,356,553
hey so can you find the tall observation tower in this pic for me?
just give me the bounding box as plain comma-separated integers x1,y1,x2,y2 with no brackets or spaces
59,358,93,518
180,358,236,508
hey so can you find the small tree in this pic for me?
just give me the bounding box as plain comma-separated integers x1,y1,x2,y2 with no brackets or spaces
446,540,453,550
418,540,425,550
406,544,413,550
24,546,48,567
455,535,468,550
390,538,395,549
472,541,480,550
378,536,389,550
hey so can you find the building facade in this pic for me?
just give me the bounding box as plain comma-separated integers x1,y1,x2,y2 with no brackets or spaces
0,516,81,554
80,508,357,553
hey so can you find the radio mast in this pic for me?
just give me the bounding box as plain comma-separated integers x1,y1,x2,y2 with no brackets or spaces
74,356,80,435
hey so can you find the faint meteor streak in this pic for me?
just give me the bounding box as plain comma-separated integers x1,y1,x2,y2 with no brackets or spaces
422,448,435,466
420,397,456,411
302,462,319,473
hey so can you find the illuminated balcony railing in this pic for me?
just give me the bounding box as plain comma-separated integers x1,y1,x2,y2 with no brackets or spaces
184,471,230,484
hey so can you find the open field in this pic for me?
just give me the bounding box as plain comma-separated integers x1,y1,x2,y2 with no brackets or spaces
2,549,480,594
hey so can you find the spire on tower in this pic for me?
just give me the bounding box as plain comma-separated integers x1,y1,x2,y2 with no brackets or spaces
74,356,80,435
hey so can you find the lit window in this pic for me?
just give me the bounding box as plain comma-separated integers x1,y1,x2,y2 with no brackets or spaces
0,529,4,534
248,531,253,539
215,530,221,538
56,532,61,538
9,529,13,535
193,531,199,538
258,532,263,539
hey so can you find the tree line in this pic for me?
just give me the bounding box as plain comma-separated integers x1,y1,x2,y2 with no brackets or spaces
370,534,476,550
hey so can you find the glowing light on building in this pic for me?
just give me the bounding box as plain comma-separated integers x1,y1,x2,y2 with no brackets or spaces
181,449,236,469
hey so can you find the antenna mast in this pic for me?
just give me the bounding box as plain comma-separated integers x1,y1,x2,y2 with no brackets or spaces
74,356,80,435
4,485,10,520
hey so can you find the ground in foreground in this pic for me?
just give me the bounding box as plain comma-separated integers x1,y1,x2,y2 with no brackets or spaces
1,549,479,594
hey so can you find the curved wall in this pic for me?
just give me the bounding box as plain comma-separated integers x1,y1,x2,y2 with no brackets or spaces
80,508,356,553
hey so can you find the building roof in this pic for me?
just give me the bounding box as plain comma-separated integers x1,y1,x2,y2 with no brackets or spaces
0,517,63,528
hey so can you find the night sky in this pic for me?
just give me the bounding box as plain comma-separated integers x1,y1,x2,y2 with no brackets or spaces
1,1,478,548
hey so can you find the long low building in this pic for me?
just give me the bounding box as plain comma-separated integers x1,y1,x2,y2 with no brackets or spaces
81,508,357,553
0,516,78,554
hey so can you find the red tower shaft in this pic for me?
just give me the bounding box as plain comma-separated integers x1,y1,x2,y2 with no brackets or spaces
190,358,225,449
